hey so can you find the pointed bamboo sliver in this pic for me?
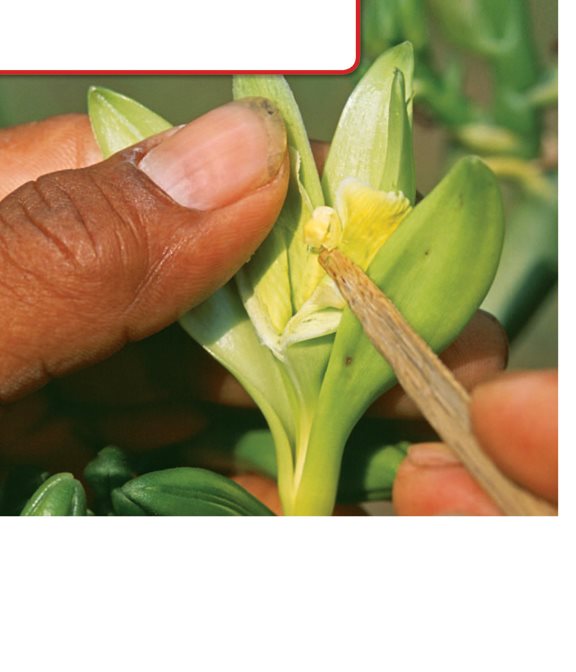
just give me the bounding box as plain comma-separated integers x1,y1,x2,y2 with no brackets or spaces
320,248,557,516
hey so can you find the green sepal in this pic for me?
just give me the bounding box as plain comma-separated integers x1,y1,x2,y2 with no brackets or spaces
322,42,415,206
88,86,172,159
21,473,87,516
112,468,275,516
292,156,504,515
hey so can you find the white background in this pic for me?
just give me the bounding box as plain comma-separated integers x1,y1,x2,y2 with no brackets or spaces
1,0,358,72
1,517,572,671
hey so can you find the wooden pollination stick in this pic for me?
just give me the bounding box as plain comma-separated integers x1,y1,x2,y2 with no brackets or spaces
319,248,557,516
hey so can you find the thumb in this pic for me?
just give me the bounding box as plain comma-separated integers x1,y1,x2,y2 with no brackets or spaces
0,98,288,401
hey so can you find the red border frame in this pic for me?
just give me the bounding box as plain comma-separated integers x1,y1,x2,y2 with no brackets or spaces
1,1,361,76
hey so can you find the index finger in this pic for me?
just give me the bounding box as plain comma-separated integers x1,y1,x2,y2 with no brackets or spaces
0,114,101,200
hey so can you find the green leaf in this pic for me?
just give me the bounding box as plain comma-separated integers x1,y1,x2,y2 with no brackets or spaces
112,468,275,516
21,473,87,516
322,42,415,205
292,156,505,515
88,86,172,158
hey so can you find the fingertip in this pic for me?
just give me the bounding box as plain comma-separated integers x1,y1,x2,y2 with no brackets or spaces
393,447,502,516
470,370,558,502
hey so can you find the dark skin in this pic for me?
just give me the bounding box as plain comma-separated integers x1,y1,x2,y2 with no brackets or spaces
0,112,556,515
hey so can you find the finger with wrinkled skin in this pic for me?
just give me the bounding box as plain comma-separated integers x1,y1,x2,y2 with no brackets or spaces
0,105,289,402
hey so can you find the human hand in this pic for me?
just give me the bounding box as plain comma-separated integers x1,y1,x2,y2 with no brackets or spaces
393,369,558,515
0,102,289,470
0,115,508,500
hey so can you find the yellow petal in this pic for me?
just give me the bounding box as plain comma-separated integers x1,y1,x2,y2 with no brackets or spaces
336,178,412,269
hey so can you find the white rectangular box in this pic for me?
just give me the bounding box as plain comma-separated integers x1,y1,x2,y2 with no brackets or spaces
2,0,359,73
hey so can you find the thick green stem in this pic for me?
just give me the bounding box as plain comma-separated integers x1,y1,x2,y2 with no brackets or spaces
287,430,347,516
284,389,357,516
